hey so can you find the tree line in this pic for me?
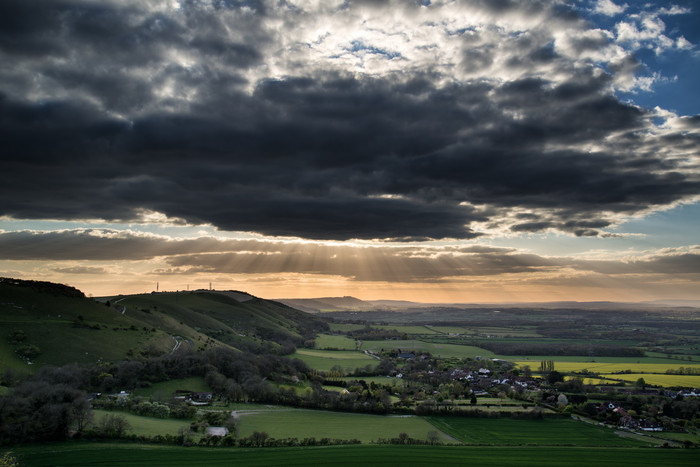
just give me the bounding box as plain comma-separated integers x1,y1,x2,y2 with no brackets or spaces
476,342,644,357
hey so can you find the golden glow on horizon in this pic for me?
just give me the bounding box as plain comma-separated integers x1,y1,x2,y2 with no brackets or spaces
1,218,698,303
4,264,698,303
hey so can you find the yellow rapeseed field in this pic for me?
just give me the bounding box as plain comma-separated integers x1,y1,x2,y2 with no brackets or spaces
515,361,700,374
599,373,700,388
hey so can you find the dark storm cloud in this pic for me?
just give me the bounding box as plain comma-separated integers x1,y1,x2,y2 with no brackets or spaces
575,251,700,275
0,229,284,261
1,0,699,240
0,230,239,261
156,242,700,281
160,251,555,282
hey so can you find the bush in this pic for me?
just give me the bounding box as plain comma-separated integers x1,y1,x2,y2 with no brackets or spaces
16,344,41,360
96,414,131,438
8,330,26,345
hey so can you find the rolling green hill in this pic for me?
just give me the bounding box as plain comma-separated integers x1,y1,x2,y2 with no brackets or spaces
0,278,174,372
0,278,327,373
113,290,328,353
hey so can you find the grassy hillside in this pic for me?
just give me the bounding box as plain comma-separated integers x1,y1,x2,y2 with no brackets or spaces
0,278,327,373
0,279,174,371
115,291,328,352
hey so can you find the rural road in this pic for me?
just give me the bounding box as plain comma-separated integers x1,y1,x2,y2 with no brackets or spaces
113,297,127,315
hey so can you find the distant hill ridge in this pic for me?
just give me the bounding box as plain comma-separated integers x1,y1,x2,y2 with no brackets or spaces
277,295,700,313
276,296,376,312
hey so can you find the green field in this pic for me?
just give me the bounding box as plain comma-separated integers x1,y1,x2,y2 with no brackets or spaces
235,408,447,443
376,325,440,335
0,336,29,372
449,399,546,413
224,402,284,411
361,339,494,359
645,431,700,445
92,410,192,437
339,375,404,387
647,351,699,360
422,325,473,335
314,334,357,350
484,337,639,346
448,404,548,414
427,417,651,447
328,323,366,333
406,325,541,338
291,349,376,372
474,326,544,338
423,324,543,337
13,443,700,466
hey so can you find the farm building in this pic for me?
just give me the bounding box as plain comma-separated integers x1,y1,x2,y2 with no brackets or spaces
206,427,229,437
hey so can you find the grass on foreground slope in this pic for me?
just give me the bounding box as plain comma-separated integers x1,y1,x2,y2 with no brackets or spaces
235,408,448,443
0,280,328,370
427,417,651,447
13,444,699,467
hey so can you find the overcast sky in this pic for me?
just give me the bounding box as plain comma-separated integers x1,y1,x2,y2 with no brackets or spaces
1,0,699,302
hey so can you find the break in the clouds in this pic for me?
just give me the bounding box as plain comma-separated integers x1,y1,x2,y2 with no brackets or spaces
1,0,699,241
1,229,697,284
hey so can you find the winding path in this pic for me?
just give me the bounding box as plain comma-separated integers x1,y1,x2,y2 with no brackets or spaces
171,336,182,354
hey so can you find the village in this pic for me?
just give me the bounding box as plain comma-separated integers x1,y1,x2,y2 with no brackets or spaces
81,347,698,443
